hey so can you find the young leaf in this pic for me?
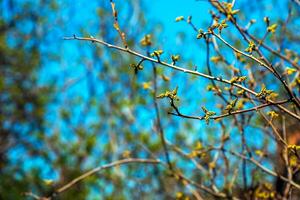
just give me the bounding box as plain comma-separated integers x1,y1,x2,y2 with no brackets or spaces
175,16,184,22
267,24,277,33
140,34,152,46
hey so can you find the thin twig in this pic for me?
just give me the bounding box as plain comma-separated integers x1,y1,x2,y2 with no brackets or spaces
148,50,173,171
224,149,300,190
52,158,160,198
169,99,289,121
23,192,44,200
64,36,300,120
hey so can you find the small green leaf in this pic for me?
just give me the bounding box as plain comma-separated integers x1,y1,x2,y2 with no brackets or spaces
175,16,184,22
150,49,163,57
171,55,180,63
286,67,297,75
225,98,238,112
140,34,152,46
267,111,278,119
267,24,277,33
245,41,256,53
256,85,273,99
197,29,204,39
230,76,247,83
201,106,216,125
156,86,179,101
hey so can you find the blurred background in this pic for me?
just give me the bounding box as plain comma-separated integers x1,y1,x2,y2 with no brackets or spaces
1,0,300,199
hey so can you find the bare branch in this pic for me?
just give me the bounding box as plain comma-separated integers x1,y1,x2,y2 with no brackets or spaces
53,158,160,198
